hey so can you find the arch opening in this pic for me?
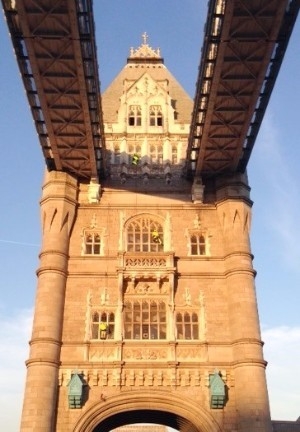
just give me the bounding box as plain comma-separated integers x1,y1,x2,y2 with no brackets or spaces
92,409,194,432
73,391,221,432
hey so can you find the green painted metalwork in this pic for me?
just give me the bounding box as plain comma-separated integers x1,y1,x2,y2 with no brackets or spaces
68,373,84,409
209,371,226,409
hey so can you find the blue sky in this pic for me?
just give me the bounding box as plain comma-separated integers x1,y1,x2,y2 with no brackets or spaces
0,1,300,430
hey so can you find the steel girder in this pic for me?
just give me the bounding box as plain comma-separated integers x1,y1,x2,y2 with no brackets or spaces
187,0,299,178
2,0,105,180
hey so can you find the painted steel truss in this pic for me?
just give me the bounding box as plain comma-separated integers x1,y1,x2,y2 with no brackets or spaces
187,0,299,178
2,0,105,179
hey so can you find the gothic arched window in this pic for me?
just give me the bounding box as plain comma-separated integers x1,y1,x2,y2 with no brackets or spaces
128,105,142,126
124,300,166,340
84,232,101,255
149,105,163,126
126,216,163,252
128,143,141,164
190,234,206,255
91,311,115,339
176,312,199,340
150,144,163,164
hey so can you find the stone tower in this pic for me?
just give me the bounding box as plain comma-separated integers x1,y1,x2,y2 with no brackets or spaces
20,36,272,432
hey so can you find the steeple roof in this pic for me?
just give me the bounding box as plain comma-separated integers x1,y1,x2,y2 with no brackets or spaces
102,35,193,124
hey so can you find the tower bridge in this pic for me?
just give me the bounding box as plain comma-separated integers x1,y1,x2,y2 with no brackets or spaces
1,1,299,432
2,0,298,182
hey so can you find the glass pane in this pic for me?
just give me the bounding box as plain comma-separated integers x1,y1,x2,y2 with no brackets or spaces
124,312,131,322
176,313,182,323
159,312,166,322
192,324,199,340
86,244,92,254
192,313,198,323
142,311,149,321
94,244,100,254
142,325,149,339
124,324,131,339
133,311,141,322
185,325,191,339
133,324,140,339
184,313,191,323
93,312,99,321
191,244,197,255
160,325,167,339
150,325,157,339
128,234,134,243
92,324,99,339
177,324,183,339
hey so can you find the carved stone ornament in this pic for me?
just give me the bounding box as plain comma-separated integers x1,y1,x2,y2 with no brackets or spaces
88,179,100,203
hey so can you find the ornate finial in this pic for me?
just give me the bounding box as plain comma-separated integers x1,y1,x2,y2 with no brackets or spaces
142,32,148,45
128,34,162,61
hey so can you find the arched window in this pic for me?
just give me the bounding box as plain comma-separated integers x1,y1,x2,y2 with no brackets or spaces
128,143,141,164
124,300,166,340
150,144,163,164
84,232,101,255
127,216,163,252
149,105,163,126
91,311,115,339
191,234,206,255
128,105,142,126
176,312,199,340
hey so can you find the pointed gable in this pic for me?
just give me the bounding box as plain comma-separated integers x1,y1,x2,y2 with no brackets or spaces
102,37,193,125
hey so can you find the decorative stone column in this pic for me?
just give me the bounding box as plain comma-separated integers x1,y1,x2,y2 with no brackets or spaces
216,173,272,432
20,171,78,432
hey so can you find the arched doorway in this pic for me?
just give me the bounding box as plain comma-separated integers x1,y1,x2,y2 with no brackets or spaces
73,390,221,432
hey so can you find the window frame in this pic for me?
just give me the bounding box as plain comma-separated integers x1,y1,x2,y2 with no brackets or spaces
128,105,142,127
91,310,115,340
123,300,167,340
126,216,164,252
150,144,163,165
149,105,163,127
175,311,199,340
190,233,206,256
128,143,141,164
83,231,102,255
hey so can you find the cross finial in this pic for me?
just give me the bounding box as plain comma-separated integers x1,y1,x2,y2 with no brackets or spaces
142,32,148,45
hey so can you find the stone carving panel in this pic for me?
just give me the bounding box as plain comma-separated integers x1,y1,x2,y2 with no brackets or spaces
176,345,208,361
123,347,167,360
89,347,117,362
125,257,166,267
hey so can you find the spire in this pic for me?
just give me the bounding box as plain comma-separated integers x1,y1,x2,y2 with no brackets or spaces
127,33,163,64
